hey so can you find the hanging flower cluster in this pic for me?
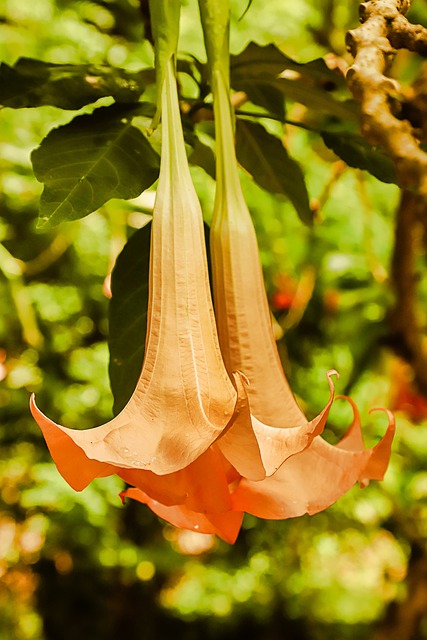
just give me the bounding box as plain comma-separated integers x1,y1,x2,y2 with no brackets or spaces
30,0,395,544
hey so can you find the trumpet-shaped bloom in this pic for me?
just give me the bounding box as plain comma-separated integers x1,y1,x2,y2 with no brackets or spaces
207,68,394,516
120,68,394,541
208,70,335,473
31,60,249,490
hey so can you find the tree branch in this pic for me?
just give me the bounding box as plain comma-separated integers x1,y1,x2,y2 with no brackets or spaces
346,0,427,194
390,190,427,394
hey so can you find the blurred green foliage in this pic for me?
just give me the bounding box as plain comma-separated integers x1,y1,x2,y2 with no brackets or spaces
0,1,427,639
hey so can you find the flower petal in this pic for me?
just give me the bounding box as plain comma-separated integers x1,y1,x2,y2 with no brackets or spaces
30,394,117,491
121,487,244,544
231,399,395,519
119,445,238,514
219,371,337,478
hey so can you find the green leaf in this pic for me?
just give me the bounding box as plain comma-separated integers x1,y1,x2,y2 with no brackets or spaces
230,42,358,123
108,223,151,415
189,136,216,179
235,119,312,225
231,42,343,85
31,104,160,227
0,58,153,110
321,131,398,184
239,83,285,121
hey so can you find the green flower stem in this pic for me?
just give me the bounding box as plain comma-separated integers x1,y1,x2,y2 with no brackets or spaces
148,0,181,128
198,0,237,203
198,0,230,91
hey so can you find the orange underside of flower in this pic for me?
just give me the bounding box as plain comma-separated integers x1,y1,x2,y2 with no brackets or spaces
120,487,244,544
231,400,395,519
121,397,394,533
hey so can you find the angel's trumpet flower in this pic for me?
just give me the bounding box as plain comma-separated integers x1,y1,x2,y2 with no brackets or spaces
208,67,395,513
30,60,249,502
209,68,336,478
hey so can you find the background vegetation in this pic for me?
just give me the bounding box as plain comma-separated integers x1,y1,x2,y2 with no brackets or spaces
0,0,426,638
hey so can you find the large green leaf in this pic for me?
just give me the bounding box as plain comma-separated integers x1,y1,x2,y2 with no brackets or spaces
235,119,312,225
31,104,160,227
231,42,344,86
230,42,358,123
321,131,397,184
237,83,286,122
109,223,151,415
0,58,153,110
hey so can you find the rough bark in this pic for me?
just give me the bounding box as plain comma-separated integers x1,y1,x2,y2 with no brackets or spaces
390,191,427,394
346,0,427,194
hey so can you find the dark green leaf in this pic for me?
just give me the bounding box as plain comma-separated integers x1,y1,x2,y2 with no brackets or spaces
241,83,286,121
231,42,345,87
321,131,397,184
32,104,160,227
235,119,312,225
189,137,216,179
0,58,154,110
109,223,151,415
230,42,358,123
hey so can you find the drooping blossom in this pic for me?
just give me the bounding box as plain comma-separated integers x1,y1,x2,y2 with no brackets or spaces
207,60,395,519
30,59,250,502
120,11,395,541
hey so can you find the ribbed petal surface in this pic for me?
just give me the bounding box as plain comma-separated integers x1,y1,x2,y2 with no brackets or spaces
31,61,250,481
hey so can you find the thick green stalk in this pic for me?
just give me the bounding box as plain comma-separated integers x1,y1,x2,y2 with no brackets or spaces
148,0,181,128
198,0,230,90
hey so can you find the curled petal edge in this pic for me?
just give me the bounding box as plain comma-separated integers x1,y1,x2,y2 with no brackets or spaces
230,396,395,520
218,370,339,480
30,372,251,489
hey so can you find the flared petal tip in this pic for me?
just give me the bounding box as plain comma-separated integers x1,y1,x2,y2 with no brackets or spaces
359,407,395,485
121,487,243,544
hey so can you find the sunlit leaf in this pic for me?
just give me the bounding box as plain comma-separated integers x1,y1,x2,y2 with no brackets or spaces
108,222,151,415
0,58,153,110
31,104,160,227
235,119,312,225
321,131,398,184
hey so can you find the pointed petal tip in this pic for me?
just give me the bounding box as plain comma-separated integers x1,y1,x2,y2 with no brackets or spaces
359,406,395,484
325,369,339,396
30,392,55,428
368,406,396,429
327,369,340,380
